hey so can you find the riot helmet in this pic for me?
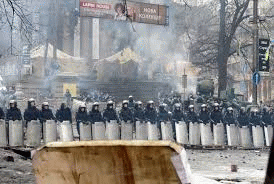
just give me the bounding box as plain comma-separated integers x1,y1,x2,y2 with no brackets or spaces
122,100,129,108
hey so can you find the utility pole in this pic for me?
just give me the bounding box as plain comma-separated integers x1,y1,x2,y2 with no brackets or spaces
252,0,259,105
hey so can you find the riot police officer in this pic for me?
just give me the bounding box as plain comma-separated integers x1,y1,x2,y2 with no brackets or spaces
103,101,118,122
128,96,135,110
157,103,169,122
56,103,72,123
39,102,55,123
119,100,133,122
198,104,211,124
186,105,198,123
171,103,185,122
224,107,236,126
144,100,157,123
261,107,272,126
24,98,40,125
210,103,224,124
89,102,104,123
40,102,55,138
6,100,22,121
237,107,249,127
133,101,145,122
249,109,261,126
76,104,89,136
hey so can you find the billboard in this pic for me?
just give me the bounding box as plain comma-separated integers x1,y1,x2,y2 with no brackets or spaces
80,0,168,25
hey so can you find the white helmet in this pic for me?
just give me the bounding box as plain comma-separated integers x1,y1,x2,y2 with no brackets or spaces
189,105,194,109
227,107,233,111
201,104,207,108
79,104,86,108
43,102,49,106
123,100,129,104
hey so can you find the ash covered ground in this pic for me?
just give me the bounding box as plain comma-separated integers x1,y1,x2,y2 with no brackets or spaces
0,148,269,184
186,149,269,184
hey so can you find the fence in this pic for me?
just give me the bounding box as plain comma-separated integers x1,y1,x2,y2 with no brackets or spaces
0,119,273,148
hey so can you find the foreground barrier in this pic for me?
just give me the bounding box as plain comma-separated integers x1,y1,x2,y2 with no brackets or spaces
227,124,240,146
26,120,41,147
200,123,213,146
189,122,200,145
92,122,105,140
9,120,24,146
106,120,120,140
240,126,252,148
147,122,159,140
213,123,225,146
161,121,174,141
0,119,7,146
43,120,57,144
121,121,133,140
175,121,188,144
79,122,92,141
60,121,73,142
136,121,147,140
252,125,265,148
264,125,273,147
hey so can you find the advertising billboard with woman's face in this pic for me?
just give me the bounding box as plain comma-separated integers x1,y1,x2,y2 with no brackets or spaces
80,0,168,25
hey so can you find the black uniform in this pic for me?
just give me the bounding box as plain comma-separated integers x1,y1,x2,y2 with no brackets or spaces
144,104,157,123
0,107,4,120
56,103,72,123
24,102,40,123
210,109,224,124
133,104,145,121
6,102,22,121
103,104,118,122
199,109,211,124
172,107,185,122
237,109,249,127
157,105,169,122
89,105,104,123
249,111,261,126
39,105,55,123
186,110,198,123
261,109,272,126
224,111,236,125
119,106,133,122
75,106,89,135
128,97,135,110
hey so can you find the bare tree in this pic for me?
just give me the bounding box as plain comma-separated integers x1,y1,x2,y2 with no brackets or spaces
0,0,34,54
174,0,252,96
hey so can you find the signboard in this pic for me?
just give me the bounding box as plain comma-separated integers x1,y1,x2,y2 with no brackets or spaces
80,0,168,25
252,72,261,85
258,38,270,72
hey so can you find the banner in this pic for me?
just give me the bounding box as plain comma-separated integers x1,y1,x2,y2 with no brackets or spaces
80,0,168,25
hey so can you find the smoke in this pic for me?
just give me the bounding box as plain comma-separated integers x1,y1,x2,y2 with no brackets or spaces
100,1,198,95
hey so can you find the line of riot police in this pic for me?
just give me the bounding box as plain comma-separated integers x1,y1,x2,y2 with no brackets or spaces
2,95,273,147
